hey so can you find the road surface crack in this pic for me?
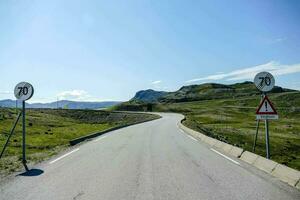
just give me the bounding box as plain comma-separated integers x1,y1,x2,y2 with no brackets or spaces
73,191,84,200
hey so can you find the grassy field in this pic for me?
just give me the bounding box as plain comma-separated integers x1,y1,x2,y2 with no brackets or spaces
152,92,300,170
0,108,158,177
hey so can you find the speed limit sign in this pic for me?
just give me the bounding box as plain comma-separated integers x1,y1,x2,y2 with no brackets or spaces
14,82,34,101
253,71,277,159
13,82,34,169
254,72,275,92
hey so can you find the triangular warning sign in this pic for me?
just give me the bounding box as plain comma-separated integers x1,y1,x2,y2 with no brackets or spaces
256,96,277,115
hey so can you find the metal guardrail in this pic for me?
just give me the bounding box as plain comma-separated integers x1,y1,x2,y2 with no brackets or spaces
69,115,161,146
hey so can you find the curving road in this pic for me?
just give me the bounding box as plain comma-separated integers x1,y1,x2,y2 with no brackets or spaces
1,113,299,200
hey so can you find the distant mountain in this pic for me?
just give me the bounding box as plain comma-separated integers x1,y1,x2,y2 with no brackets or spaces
114,81,297,111
0,99,122,109
130,81,294,104
0,99,25,108
159,81,293,103
131,89,168,102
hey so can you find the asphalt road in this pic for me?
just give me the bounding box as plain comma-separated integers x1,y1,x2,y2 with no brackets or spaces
1,113,299,200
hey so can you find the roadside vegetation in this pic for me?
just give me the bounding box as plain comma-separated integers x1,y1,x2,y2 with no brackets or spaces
114,82,300,170
154,92,300,170
0,108,159,177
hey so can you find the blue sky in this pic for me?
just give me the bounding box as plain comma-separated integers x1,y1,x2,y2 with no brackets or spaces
0,0,300,102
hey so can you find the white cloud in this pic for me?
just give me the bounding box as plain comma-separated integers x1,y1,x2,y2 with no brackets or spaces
151,80,162,84
262,37,287,45
186,61,300,83
274,37,286,42
0,91,13,99
57,90,93,101
56,90,121,102
270,37,287,44
0,91,12,94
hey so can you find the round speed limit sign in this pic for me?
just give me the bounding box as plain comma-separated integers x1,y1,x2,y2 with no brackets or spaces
14,82,34,101
254,72,275,92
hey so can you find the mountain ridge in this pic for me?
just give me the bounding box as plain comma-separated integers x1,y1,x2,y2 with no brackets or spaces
131,89,167,103
130,81,295,103
0,99,121,109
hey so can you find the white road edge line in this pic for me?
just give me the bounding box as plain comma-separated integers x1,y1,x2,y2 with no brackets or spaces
210,148,240,165
49,148,79,164
187,135,198,141
179,129,198,141
95,135,107,142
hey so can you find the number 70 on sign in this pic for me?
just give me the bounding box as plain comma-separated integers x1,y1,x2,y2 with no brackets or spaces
14,82,34,101
254,72,275,92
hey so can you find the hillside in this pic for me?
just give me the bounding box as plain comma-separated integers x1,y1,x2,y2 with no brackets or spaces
114,82,300,170
115,81,295,111
0,100,121,109
128,81,293,104
131,89,167,102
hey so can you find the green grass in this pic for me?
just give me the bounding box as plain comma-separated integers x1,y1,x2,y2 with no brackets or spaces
153,92,300,170
114,79,300,170
0,108,158,177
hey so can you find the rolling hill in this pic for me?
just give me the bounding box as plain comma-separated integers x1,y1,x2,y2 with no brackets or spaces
115,81,296,110
131,89,167,102
114,81,300,170
129,81,293,103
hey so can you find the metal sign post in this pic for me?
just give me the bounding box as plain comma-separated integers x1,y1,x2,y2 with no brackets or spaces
253,93,264,152
14,82,34,171
264,93,270,159
265,117,270,159
22,100,27,169
254,72,278,159
253,119,260,152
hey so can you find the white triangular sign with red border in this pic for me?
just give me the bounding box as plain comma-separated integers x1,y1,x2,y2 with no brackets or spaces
256,96,277,115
